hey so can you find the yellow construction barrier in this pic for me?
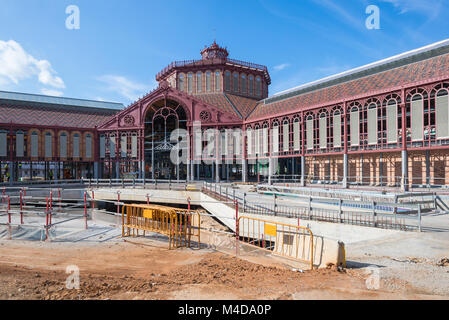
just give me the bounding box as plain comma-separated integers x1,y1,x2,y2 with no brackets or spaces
238,216,314,270
122,204,200,250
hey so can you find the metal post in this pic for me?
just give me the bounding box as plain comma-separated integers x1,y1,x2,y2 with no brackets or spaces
58,188,62,211
84,192,88,230
373,201,377,228
301,156,305,187
92,190,95,210
273,194,277,215
235,200,239,257
308,196,312,219
401,150,409,192
20,191,23,225
117,191,121,228
418,205,422,232
339,199,343,223
7,196,11,224
243,193,246,213
343,153,348,189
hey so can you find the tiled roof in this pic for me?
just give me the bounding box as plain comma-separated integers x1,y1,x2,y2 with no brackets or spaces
248,53,449,120
224,93,259,119
0,104,118,128
193,93,241,118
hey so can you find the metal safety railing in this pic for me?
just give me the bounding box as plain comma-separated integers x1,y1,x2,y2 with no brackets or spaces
238,216,314,270
121,204,200,250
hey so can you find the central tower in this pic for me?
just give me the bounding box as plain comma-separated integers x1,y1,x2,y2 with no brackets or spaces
156,42,271,100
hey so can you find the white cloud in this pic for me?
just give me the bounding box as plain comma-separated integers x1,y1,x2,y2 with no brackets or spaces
380,0,443,19
0,40,65,91
41,88,64,97
97,75,155,101
273,63,290,71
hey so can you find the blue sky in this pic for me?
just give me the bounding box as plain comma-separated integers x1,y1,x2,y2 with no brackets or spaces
0,0,448,105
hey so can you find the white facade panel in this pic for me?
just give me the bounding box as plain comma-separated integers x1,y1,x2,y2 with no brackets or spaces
411,98,424,142
85,135,92,159
293,121,300,151
306,119,314,150
0,132,7,157
436,94,449,139
386,103,398,143
45,134,52,158
110,136,116,158
333,114,341,148
31,133,38,158
121,135,127,158
16,132,24,157
131,135,138,158
272,125,279,153
73,135,80,158
367,107,378,145
283,123,289,152
60,134,67,158
100,135,106,159
319,116,327,149
263,127,268,154
350,110,360,146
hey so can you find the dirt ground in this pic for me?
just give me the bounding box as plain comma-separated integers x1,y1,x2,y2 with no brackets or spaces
0,239,447,300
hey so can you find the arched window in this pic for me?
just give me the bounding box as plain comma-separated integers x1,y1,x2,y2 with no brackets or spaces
224,71,231,91
256,76,261,96
233,73,239,93
241,74,247,94
249,75,254,96
196,72,202,93
187,73,193,93
206,71,211,92
215,71,221,91
178,74,185,92
436,89,449,139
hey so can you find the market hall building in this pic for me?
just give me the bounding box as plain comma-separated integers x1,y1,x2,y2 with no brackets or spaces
1,39,449,190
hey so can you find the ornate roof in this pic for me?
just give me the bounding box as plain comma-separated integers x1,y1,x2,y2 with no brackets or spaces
0,103,118,128
247,52,449,121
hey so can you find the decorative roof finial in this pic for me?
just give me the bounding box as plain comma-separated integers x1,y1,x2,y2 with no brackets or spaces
201,41,229,60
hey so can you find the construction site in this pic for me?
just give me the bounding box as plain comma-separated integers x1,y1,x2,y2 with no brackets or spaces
0,178,448,300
